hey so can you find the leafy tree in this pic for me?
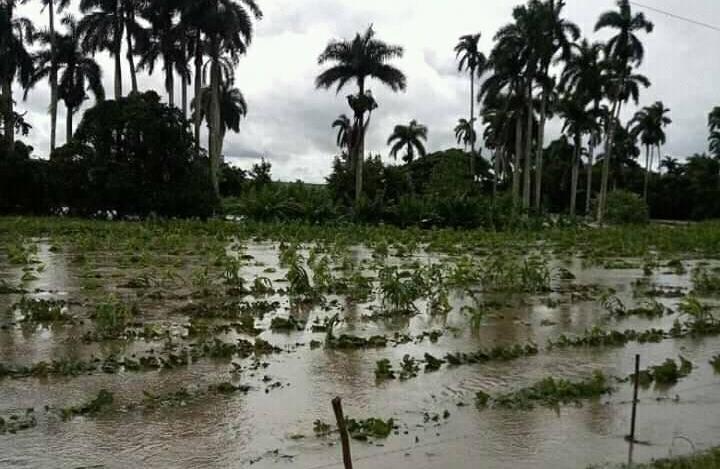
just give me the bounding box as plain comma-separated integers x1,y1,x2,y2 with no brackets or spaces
50,91,214,216
387,119,427,163
454,33,487,175
594,0,653,221
316,26,406,203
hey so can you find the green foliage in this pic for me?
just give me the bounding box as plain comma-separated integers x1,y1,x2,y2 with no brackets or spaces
345,417,395,440
604,190,649,225
93,298,138,336
60,390,114,420
485,372,612,410
49,92,215,217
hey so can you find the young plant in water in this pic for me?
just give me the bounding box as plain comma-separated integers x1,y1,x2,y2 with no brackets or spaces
93,297,138,336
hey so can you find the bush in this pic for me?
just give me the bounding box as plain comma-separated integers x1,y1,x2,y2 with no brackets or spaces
605,190,649,225
49,91,215,218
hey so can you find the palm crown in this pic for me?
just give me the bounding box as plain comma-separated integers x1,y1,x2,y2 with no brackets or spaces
387,119,427,163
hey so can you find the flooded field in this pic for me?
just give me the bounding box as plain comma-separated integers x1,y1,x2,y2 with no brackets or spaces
0,219,719,468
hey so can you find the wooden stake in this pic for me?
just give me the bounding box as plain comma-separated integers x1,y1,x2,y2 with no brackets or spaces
628,354,640,442
332,396,353,469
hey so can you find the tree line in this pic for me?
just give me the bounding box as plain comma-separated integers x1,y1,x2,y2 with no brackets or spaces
1,0,719,222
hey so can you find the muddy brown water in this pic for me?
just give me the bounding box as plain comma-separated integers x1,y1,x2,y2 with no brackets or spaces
0,240,719,468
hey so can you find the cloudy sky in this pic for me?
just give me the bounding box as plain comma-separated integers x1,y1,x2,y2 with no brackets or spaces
13,0,720,182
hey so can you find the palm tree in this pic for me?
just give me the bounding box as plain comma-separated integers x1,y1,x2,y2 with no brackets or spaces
78,0,125,99
630,101,670,201
559,94,600,216
454,118,475,152
533,0,579,211
123,0,143,93
316,26,406,203
594,0,653,221
332,114,354,153
454,33,486,176
27,16,105,142
387,119,427,163
660,156,680,175
192,83,247,158
0,0,34,152
708,107,720,158
494,2,540,209
39,0,71,152
188,0,261,198
482,34,527,205
559,39,607,215
137,0,183,108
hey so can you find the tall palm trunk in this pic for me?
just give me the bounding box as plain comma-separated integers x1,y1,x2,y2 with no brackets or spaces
569,133,580,216
125,16,138,93
2,79,14,152
642,144,650,201
66,106,73,143
469,67,475,179
208,51,221,198
512,112,522,204
533,92,547,211
113,9,123,99
193,31,202,149
522,81,533,209
585,141,595,215
181,75,188,118
492,148,499,198
48,0,58,151
354,79,366,204
165,63,174,107
598,101,621,222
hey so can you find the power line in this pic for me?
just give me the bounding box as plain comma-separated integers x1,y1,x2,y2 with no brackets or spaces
629,1,720,33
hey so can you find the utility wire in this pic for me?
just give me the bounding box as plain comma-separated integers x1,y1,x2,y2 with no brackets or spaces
629,1,720,33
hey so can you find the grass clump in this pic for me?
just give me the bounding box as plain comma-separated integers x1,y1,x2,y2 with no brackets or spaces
631,356,693,387
60,389,114,420
479,371,612,410
346,417,395,440
0,410,37,434
13,297,68,323
93,298,138,336
615,446,720,468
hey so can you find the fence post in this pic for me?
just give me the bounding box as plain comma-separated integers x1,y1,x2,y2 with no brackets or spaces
628,354,640,442
332,396,353,469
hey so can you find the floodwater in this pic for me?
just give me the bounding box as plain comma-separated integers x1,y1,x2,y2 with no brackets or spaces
0,239,719,469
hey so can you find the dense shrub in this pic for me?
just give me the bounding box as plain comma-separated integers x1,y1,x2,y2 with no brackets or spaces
0,141,51,214
605,190,649,225
49,91,216,217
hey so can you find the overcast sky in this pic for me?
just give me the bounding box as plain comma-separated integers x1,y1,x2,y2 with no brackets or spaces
13,0,720,182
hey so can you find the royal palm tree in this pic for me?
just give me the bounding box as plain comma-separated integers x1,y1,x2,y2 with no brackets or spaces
28,16,104,142
332,114,354,153
454,33,486,176
454,118,475,152
192,83,247,158
316,26,406,203
533,0,579,210
387,119,427,163
0,0,34,152
708,107,720,158
187,0,261,198
138,0,183,108
594,0,653,220
39,0,71,151
78,0,125,99
494,2,540,209
630,101,670,201
482,36,527,205
660,156,680,176
559,39,607,215
559,93,599,216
